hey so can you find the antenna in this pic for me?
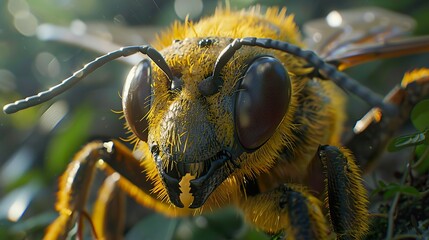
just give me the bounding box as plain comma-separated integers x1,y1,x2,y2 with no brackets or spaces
3,45,173,114
202,37,397,114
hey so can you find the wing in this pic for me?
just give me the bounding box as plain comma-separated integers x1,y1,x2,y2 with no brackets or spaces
303,7,429,70
36,22,161,66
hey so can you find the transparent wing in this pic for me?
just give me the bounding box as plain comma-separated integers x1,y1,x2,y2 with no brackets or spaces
303,7,429,70
36,21,161,66
304,7,416,57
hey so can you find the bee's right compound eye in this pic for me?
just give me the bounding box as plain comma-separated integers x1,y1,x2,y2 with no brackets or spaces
122,59,153,141
234,56,292,151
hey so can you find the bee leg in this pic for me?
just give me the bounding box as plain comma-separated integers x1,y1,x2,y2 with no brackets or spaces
92,173,126,240
44,139,161,240
344,68,429,171
239,184,329,239
318,145,369,240
44,141,106,240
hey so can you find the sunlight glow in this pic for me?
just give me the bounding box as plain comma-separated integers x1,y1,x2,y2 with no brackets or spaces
8,0,39,36
174,0,203,20
34,52,61,79
39,101,68,132
0,183,41,222
326,10,342,27
7,198,27,222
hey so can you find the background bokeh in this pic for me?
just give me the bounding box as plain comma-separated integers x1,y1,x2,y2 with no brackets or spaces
0,0,428,239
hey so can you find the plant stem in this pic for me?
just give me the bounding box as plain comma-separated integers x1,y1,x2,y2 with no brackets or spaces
385,160,410,240
411,145,429,170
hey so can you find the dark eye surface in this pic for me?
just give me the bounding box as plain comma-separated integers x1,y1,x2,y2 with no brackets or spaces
235,56,292,151
122,59,152,141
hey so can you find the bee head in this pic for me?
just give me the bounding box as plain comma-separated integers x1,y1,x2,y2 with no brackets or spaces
123,37,293,208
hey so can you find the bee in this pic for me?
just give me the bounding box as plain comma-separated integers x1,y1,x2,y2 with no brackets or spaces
3,5,429,240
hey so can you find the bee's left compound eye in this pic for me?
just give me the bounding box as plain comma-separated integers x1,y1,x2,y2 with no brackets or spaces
234,56,292,151
122,59,153,141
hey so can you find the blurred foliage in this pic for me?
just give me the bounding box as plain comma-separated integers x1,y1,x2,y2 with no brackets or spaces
389,100,429,173
411,99,429,132
0,0,429,239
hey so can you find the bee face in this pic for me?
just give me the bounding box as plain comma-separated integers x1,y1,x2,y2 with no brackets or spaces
122,37,293,208
150,37,239,208
150,85,235,208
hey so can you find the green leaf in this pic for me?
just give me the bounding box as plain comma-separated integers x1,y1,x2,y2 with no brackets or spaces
378,180,387,188
411,99,429,131
371,180,387,198
126,213,178,240
387,130,428,152
4,169,44,192
126,208,269,240
10,212,57,234
412,144,429,173
242,228,270,240
383,183,421,199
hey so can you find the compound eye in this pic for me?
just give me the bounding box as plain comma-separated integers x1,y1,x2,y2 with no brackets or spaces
122,59,152,141
235,56,292,151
